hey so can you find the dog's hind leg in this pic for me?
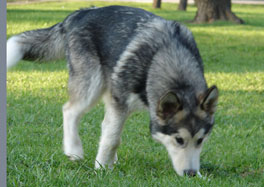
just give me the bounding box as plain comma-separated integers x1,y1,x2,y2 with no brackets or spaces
95,92,128,169
63,40,105,160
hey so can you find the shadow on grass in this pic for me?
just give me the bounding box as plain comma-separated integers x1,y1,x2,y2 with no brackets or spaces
7,87,264,182
9,59,264,74
201,161,264,179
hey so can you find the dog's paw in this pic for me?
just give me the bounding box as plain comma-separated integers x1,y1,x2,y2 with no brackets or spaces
94,160,115,170
94,160,105,169
66,153,84,161
64,145,84,161
95,153,118,169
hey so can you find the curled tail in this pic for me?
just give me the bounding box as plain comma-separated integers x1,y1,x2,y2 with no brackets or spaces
7,22,65,70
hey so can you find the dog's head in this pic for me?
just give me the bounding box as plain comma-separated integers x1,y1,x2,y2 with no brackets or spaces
150,86,218,176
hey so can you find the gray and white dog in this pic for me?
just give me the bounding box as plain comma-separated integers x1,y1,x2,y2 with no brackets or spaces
7,5,218,177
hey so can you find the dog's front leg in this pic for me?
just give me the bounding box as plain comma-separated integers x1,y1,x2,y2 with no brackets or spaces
95,96,128,169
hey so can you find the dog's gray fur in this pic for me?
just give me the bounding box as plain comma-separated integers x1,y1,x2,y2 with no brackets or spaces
7,6,218,176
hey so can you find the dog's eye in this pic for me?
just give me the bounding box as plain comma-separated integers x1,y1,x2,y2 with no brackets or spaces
175,137,184,145
197,138,203,145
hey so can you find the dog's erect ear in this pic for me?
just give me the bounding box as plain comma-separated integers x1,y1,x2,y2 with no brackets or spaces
157,92,181,120
200,85,218,114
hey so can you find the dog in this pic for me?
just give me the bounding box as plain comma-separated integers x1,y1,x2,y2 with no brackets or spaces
7,5,218,177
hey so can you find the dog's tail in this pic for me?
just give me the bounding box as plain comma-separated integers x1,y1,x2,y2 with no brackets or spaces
7,22,65,70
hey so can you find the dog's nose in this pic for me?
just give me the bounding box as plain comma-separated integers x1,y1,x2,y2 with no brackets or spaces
183,170,197,177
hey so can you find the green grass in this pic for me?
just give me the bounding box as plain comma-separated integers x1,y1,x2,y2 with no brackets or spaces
7,1,264,186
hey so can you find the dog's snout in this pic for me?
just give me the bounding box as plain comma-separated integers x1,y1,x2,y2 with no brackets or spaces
183,170,197,177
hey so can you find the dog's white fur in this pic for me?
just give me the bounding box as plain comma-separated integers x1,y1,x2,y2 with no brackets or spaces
95,93,146,169
153,128,206,176
7,36,23,70
63,66,105,160
95,91,128,169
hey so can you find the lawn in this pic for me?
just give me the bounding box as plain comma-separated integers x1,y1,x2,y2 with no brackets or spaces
7,1,264,186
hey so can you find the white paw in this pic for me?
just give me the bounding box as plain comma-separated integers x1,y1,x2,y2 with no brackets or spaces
64,144,84,160
66,153,84,161
94,154,117,170
95,160,105,169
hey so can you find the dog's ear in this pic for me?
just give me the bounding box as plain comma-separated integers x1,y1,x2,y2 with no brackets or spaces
200,85,218,114
157,92,182,120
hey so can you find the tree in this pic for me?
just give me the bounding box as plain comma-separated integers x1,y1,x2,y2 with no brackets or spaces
153,0,162,9
178,0,188,11
193,0,244,24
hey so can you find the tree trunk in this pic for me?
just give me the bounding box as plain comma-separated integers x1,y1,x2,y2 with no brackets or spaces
178,0,188,11
153,0,162,9
193,0,244,24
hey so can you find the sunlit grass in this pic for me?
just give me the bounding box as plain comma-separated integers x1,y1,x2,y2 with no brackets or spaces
7,1,264,186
